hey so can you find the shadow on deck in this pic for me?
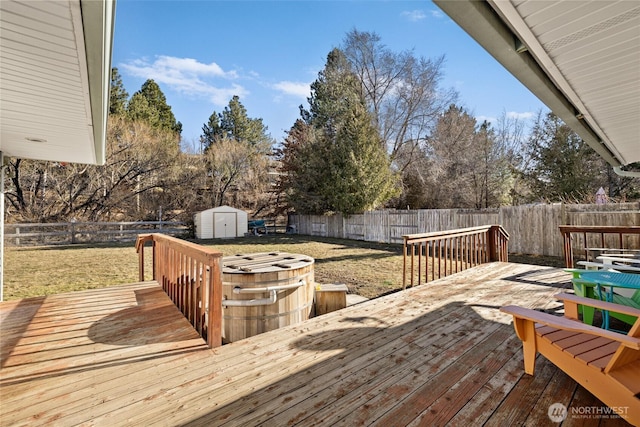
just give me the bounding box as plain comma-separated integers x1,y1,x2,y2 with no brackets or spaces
0,263,632,426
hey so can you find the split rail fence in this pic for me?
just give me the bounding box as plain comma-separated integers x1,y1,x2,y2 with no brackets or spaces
4,220,188,246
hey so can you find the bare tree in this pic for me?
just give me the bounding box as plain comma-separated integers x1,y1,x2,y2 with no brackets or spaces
398,105,515,209
200,138,270,209
342,29,457,171
492,111,530,204
87,116,182,220
4,116,183,222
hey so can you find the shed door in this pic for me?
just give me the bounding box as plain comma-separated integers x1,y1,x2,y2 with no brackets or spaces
214,212,237,238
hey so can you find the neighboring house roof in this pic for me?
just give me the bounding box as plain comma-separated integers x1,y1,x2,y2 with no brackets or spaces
434,0,640,169
0,0,115,165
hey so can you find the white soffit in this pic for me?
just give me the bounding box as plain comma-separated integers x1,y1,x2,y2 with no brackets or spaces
0,0,114,165
489,0,640,166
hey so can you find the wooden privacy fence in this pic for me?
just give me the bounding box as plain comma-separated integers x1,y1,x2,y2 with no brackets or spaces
5,221,188,246
559,225,640,268
291,202,638,257
403,225,509,288
136,233,223,348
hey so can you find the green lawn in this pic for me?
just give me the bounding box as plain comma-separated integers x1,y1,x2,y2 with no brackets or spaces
4,234,564,301
4,235,406,300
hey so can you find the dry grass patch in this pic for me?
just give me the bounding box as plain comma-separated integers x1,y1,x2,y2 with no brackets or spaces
4,234,564,301
198,235,405,298
4,235,405,300
4,243,144,299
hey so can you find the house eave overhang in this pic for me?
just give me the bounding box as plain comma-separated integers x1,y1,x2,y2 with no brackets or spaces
433,0,631,168
81,0,116,166
0,0,115,165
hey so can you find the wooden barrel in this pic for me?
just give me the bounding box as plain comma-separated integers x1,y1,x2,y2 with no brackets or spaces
221,252,315,343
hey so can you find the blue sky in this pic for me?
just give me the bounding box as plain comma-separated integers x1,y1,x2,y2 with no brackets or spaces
112,0,546,147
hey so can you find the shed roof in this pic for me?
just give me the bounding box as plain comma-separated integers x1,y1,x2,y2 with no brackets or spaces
198,205,247,214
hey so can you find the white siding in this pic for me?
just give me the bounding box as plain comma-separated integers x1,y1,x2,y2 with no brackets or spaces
214,212,236,238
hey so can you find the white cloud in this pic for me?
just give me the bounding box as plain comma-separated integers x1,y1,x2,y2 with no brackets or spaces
208,84,250,106
272,81,310,98
401,10,427,22
120,55,246,106
155,56,234,77
506,111,534,120
430,9,444,19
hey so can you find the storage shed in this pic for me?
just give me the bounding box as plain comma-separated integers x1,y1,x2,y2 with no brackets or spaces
194,206,248,239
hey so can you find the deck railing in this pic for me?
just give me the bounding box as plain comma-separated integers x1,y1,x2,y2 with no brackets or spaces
403,225,509,288
559,225,640,268
135,234,223,348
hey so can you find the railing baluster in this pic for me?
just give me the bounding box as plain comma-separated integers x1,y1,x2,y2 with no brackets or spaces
456,236,460,272
438,239,443,280
208,260,222,347
402,225,509,288
445,238,449,277
471,234,476,267
417,242,422,286
559,226,640,269
135,233,223,348
463,235,468,270
411,243,415,288
180,252,186,315
188,257,195,324
429,241,434,282
402,240,408,289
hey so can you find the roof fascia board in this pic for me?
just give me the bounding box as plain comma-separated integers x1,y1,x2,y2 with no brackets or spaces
80,0,116,166
70,1,95,162
433,0,622,167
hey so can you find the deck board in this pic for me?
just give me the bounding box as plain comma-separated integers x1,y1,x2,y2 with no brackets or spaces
0,262,632,426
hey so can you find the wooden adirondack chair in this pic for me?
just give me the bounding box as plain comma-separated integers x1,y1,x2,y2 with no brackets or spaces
501,293,640,425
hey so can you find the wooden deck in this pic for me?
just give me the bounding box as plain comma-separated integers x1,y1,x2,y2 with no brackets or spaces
0,263,633,426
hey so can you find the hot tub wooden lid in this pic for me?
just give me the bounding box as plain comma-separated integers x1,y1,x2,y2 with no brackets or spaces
222,252,314,273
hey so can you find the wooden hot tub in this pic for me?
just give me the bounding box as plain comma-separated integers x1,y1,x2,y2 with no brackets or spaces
221,252,315,343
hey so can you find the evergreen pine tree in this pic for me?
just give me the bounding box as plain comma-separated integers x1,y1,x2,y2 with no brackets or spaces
127,79,182,136
524,112,602,201
109,68,128,115
284,48,399,214
200,96,271,151
200,112,222,150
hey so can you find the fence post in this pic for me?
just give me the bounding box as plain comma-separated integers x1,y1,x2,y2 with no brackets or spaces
15,227,20,246
70,220,76,244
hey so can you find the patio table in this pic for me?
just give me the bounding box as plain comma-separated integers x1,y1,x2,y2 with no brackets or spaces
585,247,640,261
597,256,640,278
597,255,640,265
